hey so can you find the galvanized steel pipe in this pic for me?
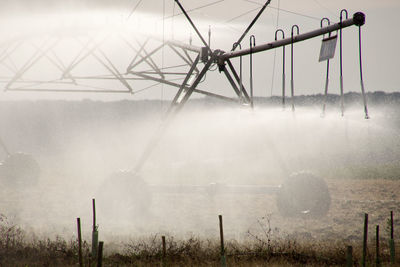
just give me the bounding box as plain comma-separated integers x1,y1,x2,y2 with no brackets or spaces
219,12,365,61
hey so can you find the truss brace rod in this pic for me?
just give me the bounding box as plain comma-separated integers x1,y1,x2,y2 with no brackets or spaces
129,44,164,71
222,66,244,99
181,48,200,73
142,32,202,53
232,0,271,52
174,0,212,55
8,88,130,93
167,44,195,69
126,38,150,71
6,39,60,90
226,60,251,103
0,137,10,156
63,37,106,79
175,52,218,111
193,89,237,103
220,12,365,61
132,56,216,174
169,55,200,109
166,40,202,53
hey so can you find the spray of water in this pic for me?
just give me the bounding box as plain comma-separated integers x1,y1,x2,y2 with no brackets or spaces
0,99,398,242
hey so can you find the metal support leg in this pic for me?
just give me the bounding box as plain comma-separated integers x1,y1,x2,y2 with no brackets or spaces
321,60,330,117
358,26,369,119
0,137,10,156
290,25,299,112
173,54,216,112
226,60,251,103
132,55,214,174
222,67,244,100
339,10,348,117
320,18,331,117
168,55,200,111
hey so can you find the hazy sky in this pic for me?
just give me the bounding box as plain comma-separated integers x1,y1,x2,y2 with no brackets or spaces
0,0,398,100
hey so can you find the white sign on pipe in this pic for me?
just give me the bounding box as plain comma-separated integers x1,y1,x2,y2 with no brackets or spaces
319,35,338,62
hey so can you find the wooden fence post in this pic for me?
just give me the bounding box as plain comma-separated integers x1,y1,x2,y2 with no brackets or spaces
219,215,227,267
346,246,353,267
162,235,167,267
362,213,368,267
77,217,83,267
376,225,380,267
92,198,99,262
390,211,395,264
97,241,104,267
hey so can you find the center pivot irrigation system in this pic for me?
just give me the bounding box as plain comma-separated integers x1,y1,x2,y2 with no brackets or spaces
0,0,369,217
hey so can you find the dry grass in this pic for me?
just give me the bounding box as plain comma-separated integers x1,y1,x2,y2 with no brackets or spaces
1,213,399,266
0,214,89,266
1,172,400,266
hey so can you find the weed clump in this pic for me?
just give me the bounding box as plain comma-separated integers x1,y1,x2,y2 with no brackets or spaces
0,214,88,266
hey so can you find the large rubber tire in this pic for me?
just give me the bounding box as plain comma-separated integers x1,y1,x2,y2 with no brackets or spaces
276,172,331,218
96,171,152,219
0,153,40,187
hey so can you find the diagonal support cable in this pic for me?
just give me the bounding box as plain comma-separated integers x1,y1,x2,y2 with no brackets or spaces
174,0,212,54
231,0,271,51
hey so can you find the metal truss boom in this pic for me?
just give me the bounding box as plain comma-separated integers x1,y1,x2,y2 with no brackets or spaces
0,9,368,175
129,11,366,173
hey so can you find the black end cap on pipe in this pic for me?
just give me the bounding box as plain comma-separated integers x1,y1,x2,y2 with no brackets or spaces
353,12,365,26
